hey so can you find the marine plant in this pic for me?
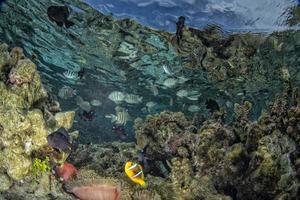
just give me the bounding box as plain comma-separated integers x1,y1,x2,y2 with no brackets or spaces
31,157,51,181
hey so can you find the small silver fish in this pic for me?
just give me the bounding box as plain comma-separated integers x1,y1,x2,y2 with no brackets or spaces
146,101,157,113
177,76,189,84
187,95,200,101
176,89,188,98
162,64,173,76
90,99,102,107
146,101,157,108
188,105,201,112
76,96,91,111
163,78,177,88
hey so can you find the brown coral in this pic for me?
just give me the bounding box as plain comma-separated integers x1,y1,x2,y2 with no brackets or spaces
8,58,36,86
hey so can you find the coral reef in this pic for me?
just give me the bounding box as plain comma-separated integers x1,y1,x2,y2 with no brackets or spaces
0,0,299,199
134,111,194,160
133,88,300,199
0,44,75,192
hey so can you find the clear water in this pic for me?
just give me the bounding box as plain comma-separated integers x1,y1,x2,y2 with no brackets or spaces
0,0,299,144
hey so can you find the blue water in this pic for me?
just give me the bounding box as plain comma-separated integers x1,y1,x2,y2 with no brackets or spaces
83,0,298,32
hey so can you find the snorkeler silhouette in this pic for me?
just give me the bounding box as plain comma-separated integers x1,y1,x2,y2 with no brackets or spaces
176,16,185,45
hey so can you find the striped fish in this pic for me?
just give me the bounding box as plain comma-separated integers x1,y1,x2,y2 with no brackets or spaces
58,86,76,99
124,94,143,104
108,91,125,104
124,161,145,186
63,70,79,80
105,110,130,125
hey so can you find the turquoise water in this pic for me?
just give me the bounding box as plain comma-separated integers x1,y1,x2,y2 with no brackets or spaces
0,0,299,144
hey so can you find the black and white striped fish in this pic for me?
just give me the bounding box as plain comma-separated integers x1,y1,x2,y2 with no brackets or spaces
108,91,125,104
124,94,143,104
63,70,79,80
105,110,130,125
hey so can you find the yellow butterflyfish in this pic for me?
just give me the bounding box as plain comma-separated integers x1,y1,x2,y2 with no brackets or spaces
124,161,146,187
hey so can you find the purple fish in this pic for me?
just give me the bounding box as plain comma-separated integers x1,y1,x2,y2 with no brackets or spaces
47,127,72,152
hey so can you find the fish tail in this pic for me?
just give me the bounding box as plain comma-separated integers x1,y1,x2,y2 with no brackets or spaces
65,20,74,28
139,180,147,188
105,114,112,118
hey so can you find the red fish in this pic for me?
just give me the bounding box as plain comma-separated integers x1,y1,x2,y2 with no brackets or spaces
70,184,121,200
55,162,77,182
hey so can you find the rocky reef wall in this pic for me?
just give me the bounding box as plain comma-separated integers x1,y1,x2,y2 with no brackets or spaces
0,44,75,197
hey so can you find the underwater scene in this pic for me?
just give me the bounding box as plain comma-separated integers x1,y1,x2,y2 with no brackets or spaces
0,0,300,199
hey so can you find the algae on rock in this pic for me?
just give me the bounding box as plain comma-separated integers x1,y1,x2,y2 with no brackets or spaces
0,44,75,186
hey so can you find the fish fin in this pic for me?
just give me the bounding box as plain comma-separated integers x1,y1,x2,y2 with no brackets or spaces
65,20,74,28
55,21,64,27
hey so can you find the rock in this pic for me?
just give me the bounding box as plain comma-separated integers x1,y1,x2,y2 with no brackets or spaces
0,174,12,192
6,152,32,181
0,44,77,187
54,111,75,130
